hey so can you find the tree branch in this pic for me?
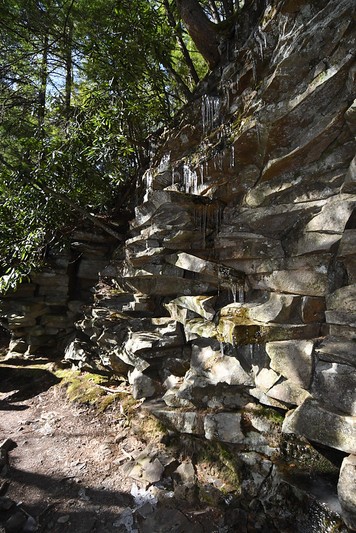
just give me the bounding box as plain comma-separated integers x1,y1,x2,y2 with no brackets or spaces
175,0,220,69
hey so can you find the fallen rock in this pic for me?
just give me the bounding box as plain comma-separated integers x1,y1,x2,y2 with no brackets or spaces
173,460,195,484
337,455,356,531
128,369,157,400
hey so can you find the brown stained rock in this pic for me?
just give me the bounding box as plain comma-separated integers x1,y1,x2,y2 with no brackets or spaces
301,296,326,323
218,322,320,346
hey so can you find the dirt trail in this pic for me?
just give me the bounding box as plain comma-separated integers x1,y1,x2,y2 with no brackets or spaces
0,361,148,532
0,360,232,533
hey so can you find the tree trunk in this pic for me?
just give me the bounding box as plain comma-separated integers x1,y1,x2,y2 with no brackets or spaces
175,0,220,69
38,33,49,134
160,55,193,100
65,19,73,124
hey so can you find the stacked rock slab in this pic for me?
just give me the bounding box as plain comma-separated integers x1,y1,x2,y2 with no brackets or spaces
0,229,117,357
69,0,356,527
66,0,356,528
1,0,355,529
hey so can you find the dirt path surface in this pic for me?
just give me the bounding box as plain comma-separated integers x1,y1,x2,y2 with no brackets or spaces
0,360,235,533
0,362,144,532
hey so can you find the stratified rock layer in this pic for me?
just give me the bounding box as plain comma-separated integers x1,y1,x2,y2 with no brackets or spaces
1,0,355,530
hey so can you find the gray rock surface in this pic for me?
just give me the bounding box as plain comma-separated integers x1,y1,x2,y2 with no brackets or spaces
1,0,355,530
337,455,356,531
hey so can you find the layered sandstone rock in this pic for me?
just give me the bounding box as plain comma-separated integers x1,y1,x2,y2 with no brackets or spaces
1,0,355,529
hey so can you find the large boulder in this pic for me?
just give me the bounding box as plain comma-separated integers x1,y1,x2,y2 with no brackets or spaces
337,455,356,531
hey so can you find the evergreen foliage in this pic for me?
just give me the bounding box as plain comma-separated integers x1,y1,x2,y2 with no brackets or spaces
0,0,237,291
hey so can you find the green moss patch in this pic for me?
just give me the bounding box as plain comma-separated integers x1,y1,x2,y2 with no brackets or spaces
54,368,128,412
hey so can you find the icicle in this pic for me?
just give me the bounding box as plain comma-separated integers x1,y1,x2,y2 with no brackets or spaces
171,167,175,187
199,163,204,188
193,168,198,194
158,152,170,172
238,286,245,303
172,168,181,189
183,164,198,194
145,170,153,190
229,281,237,303
143,169,153,202
219,341,224,358
202,95,220,134
230,144,235,168
183,164,190,193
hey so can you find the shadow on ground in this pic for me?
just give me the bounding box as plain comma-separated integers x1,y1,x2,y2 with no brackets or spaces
2,467,133,533
0,365,60,405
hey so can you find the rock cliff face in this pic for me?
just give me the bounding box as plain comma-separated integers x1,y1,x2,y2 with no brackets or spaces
1,0,356,529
